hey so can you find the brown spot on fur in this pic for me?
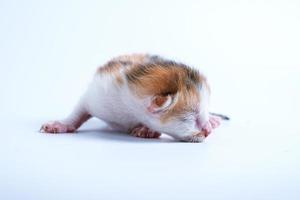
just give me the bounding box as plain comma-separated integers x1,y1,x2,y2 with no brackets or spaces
97,53,149,86
115,74,124,85
97,60,122,74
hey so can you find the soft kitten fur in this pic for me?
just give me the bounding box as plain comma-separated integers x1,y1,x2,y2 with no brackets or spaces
41,54,222,142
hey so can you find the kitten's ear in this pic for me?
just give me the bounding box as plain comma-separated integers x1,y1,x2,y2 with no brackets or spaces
147,94,175,114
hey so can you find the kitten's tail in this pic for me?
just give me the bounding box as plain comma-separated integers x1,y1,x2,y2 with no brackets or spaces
210,112,230,120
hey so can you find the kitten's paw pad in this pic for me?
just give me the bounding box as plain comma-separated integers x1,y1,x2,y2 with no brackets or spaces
40,121,76,133
130,125,161,138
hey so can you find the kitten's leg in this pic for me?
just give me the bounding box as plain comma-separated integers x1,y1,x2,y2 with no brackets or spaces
130,124,161,139
40,102,91,133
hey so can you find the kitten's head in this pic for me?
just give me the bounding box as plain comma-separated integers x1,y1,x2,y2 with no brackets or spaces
126,59,211,142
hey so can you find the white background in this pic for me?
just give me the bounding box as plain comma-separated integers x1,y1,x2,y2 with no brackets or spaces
0,0,299,199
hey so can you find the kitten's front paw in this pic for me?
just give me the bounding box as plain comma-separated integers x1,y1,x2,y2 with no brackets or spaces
130,124,161,138
181,132,206,143
40,121,76,133
201,115,221,137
